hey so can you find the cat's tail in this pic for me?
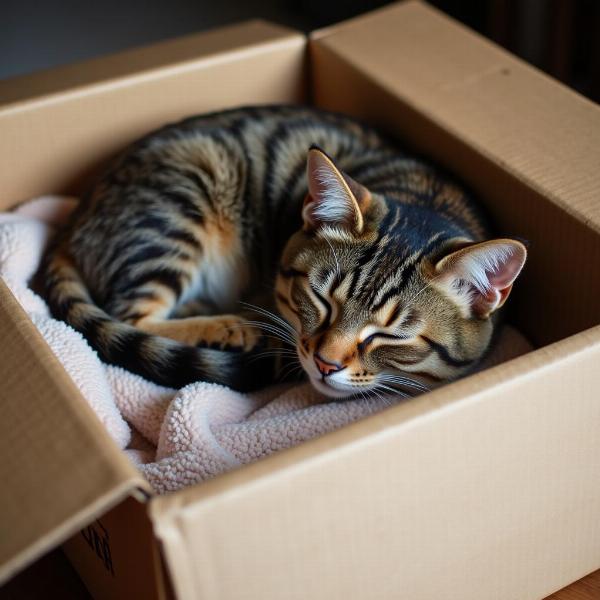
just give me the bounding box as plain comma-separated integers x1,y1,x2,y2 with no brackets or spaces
41,241,271,391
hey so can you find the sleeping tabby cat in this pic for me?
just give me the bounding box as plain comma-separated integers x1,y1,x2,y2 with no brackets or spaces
42,105,527,398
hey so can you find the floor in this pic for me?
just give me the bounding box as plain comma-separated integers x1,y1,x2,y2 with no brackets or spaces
547,570,600,600
0,548,599,599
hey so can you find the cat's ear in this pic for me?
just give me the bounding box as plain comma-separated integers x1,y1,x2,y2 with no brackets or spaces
433,238,527,318
303,146,370,234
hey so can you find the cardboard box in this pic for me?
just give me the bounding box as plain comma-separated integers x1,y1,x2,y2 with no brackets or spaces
1,2,599,598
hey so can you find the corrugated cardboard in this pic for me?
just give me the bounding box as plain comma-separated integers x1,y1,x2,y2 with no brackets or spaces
0,276,149,583
310,0,600,347
151,328,600,600
62,498,162,600
0,18,306,587
1,2,599,599
0,19,306,206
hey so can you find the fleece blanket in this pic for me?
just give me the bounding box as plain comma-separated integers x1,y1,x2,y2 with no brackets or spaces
1,196,533,494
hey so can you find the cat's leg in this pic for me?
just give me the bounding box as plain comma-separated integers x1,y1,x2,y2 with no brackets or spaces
108,287,259,351
100,190,263,350
135,313,260,351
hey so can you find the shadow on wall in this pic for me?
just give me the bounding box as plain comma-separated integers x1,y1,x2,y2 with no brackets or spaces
1,0,599,103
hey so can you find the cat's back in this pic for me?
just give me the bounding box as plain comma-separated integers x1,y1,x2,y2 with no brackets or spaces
79,104,482,226
68,105,394,268
69,105,488,287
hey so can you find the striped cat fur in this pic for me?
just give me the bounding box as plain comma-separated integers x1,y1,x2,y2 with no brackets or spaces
42,105,527,397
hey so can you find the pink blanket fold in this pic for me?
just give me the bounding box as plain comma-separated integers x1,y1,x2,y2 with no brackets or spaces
2,196,533,494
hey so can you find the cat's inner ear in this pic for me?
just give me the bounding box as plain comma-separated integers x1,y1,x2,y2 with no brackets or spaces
303,146,370,234
433,239,527,318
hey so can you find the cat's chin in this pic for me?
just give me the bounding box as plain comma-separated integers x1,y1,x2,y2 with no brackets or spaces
309,376,364,400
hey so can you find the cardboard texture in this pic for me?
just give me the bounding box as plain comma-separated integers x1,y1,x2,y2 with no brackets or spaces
151,328,600,600
0,18,306,588
1,2,599,599
62,498,162,600
0,20,306,207
0,277,150,583
310,0,600,348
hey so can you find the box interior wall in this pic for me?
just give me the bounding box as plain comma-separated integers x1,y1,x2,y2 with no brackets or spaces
309,32,600,349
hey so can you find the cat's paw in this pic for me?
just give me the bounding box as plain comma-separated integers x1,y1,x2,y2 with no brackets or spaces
199,315,262,352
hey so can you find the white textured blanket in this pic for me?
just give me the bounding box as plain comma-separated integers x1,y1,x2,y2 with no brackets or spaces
1,196,533,494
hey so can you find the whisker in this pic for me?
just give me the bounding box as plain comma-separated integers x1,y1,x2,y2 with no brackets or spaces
228,319,293,336
377,384,402,406
245,347,295,362
368,387,387,405
384,381,429,395
375,383,411,399
369,385,388,404
250,349,298,360
240,302,297,335
379,374,430,393
364,393,379,411
356,388,369,403
232,320,297,346
277,361,304,382
286,366,305,382
379,379,429,394
227,327,296,349
240,319,296,337
247,323,297,344
380,382,427,397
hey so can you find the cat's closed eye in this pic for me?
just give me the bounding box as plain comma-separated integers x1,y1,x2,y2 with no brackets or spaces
309,287,333,331
358,332,406,351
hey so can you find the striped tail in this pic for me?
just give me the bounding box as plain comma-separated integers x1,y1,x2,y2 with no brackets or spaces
42,243,270,391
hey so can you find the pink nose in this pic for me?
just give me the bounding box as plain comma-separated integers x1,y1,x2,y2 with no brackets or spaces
314,353,344,376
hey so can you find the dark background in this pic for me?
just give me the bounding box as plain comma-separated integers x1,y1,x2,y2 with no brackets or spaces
2,0,600,103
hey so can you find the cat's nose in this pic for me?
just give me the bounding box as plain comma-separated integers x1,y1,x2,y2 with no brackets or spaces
314,353,345,376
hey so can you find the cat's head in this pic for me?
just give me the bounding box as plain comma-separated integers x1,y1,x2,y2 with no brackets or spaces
275,147,527,399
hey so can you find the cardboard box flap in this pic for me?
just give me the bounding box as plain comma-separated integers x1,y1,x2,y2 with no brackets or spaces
0,16,307,587
310,0,600,234
0,280,150,583
0,20,306,207
151,327,600,600
0,19,301,108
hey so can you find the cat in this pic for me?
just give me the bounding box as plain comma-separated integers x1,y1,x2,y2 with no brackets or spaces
42,105,527,399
